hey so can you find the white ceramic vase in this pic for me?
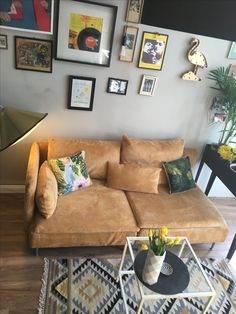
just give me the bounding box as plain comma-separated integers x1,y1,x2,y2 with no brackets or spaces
142,250,166,285
230,163,236,173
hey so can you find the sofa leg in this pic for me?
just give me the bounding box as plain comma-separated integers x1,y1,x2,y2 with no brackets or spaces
210,243,215,250
36,248,39,256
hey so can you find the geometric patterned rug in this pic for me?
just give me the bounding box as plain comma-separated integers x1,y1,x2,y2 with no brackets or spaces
39,257,236,314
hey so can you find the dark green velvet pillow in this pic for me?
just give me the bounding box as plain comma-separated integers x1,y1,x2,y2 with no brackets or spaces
163,156,196,193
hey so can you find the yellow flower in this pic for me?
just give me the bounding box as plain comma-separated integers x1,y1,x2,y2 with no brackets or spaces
160,226,168,237
218,145,236,161
140,243,149,251
167,239,175,245
174,237,181,245
148,229,154,238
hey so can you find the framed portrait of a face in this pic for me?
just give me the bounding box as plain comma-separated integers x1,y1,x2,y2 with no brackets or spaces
138,32,168,71
139,75,158,96
107,78,128,95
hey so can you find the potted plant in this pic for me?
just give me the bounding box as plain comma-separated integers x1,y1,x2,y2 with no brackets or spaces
208,66,236,145
142,226,181,285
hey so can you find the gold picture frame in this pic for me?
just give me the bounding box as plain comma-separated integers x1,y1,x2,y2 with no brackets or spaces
125,0,144,23
138,32,168,71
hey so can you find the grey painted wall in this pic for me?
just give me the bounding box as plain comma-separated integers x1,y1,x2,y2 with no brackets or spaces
0,0,234,196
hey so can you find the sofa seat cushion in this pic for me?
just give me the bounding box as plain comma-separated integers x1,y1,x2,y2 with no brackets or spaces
30,180,139,247
48,138,120,180
126,185,228,243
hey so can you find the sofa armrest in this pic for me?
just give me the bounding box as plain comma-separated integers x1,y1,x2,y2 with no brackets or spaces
24,142,40,230
183,148,198,167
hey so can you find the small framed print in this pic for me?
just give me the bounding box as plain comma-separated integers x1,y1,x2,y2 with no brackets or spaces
0,34,7,49
139,75,158,96
107,78,128,95
15,36,52,73
138,32,168,71
228,42,236,59
120,26,139,63
229,64,236,79
126,0,144,23
68,76,96,111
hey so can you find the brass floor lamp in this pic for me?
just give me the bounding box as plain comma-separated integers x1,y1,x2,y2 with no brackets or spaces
0,106,48,152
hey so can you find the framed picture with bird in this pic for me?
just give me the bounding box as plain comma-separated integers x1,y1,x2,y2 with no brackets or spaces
138,32,169,71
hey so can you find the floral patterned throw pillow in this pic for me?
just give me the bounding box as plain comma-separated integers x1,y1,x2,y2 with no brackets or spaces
49,151,92,195
163,156,196,193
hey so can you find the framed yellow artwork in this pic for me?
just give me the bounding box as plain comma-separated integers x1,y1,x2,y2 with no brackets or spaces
138,32,168,71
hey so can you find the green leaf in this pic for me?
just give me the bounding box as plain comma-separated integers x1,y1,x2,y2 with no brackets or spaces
71,164,79,176
56,160,65,172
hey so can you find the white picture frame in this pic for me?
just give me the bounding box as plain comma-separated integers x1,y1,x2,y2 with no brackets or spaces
0,0,54,34
0,34,7,49
139,75,158,96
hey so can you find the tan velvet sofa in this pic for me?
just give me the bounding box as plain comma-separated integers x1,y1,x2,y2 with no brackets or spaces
24,136,228,249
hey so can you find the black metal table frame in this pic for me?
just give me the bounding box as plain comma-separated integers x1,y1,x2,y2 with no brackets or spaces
195,144,236,260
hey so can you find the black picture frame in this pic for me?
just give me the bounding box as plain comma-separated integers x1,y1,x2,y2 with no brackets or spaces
68,76,96,111
107,77,128,95
15,36,53,73
55,0,117,67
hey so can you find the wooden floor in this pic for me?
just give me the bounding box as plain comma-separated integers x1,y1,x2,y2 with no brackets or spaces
0,193,235,314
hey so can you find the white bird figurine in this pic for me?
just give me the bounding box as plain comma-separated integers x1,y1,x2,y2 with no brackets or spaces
182,38,208,82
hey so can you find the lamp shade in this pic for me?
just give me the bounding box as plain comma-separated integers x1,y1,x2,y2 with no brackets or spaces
0,106,47,152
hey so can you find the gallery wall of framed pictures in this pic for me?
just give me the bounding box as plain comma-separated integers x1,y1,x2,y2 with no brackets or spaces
1,0,235,113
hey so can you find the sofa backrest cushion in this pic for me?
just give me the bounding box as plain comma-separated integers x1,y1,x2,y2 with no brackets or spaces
36,161,58,219
107,162,162,194
48,138,120,180
121,135,185,184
